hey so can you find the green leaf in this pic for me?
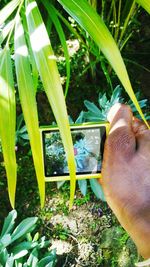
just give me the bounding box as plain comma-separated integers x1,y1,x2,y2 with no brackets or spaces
11,217,38,242
0,20,14,45
42,2,70,97
75,111,85,123
38,250,57,267
57,0,149,128
84,100,102,115
14,14,45,207
136,0,150,14
78,179,87,196
84,111,105,121
0,47,17,208
18,125,27,134
33,232,39,242
16,114,24,130
57,180,66,189
15,257,23,266
0,0,20,26
5,256,14,267
89,179,106,201
110,85,122,103
0,248,9,265
27,248,38,267
21,8,39,92
20,133,29,140
12,241,38,259
0,210,17,238
0,234,11,248
26,0,76,208
98,93,108,109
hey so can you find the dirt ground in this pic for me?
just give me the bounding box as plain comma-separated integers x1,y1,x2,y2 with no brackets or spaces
38,188,139,267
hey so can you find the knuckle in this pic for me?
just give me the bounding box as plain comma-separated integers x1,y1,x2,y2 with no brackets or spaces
106,128,134,153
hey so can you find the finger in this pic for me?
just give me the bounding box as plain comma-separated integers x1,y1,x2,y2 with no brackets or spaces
136,129,150,153
106,103,136,157
132,117,148,135
132,118,150,152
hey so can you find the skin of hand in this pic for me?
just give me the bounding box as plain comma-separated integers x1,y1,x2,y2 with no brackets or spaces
100,103,150,259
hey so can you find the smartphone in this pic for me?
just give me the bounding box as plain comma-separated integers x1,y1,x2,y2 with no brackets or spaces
40,123,109,181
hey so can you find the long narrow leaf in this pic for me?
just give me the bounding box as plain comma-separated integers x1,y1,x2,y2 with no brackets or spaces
0,47,17,208
0,0,20,26
57,0,149,128
42,2,70,97
14,15,45,207
0,210,17,238
135,0,150,14
0,20,14,45
21,10,39,92
11,217,38,242
27,248,38,266
5,256,14,267
26,0,76,208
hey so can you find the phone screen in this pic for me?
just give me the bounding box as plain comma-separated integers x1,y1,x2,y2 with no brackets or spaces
42,126,106,177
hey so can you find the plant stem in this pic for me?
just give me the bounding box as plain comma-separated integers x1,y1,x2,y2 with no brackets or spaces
114,0,122,43
112,0,117,38
118,0,136,48
120,32,133,51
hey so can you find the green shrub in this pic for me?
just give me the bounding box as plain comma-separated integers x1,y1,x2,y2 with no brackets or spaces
0,210,57,266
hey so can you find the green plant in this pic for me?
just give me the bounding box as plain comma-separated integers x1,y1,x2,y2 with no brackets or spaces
75,0,143,88
0,0,149,209
52,223,69,241
0,210,57,266
16,114,29,147
83,85,150,121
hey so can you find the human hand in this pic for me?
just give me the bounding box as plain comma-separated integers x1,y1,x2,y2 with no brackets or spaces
101,103,150,259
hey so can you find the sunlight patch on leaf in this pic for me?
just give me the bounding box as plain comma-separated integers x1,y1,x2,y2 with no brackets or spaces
30,24,50,52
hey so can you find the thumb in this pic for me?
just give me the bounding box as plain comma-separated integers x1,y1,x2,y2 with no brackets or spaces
106,103,136,158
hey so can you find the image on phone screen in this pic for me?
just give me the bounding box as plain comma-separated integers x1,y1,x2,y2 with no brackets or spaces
42,126,106,177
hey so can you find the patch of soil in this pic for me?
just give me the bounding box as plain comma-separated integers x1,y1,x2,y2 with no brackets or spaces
38,191,139,267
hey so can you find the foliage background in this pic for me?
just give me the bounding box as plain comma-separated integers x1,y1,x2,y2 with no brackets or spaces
0,0,150,266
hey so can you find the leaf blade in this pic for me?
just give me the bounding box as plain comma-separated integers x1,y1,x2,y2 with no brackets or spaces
136,0,150,14
26,0,76,208
42,2,70,97
11,217,38,242
14,14,45,207
78,179,87,196
0,20,14,45
0,210,17,238
0,0,20,26
89,179,106,201
0,47,17,208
